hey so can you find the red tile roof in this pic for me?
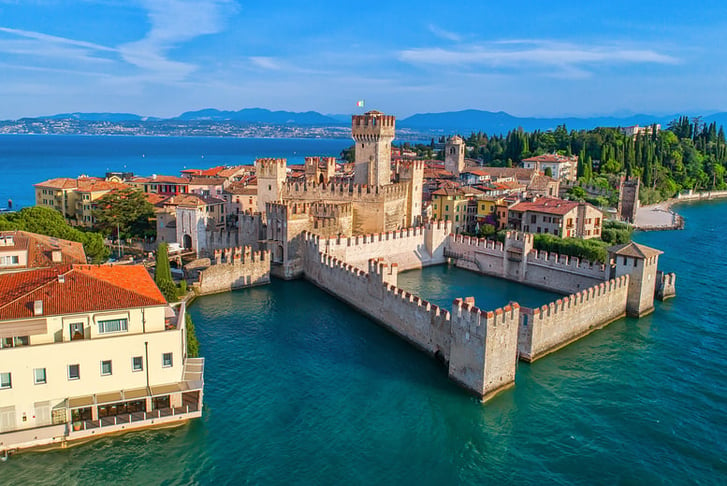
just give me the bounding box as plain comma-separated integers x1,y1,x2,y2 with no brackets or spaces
522,154,577,164
0,231,87,269
0,265,166,321
510,197,579,215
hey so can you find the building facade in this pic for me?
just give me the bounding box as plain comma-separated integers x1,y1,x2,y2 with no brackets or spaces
0,264,203,451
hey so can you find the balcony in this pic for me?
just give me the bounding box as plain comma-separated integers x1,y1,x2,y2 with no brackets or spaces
165,302,185,331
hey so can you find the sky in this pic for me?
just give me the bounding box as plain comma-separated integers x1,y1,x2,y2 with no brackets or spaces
0,0,726,119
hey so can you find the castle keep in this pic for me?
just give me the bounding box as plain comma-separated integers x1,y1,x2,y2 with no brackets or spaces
224,110,676,402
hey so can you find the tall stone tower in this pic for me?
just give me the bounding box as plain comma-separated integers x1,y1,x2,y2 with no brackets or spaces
397,161,424,227
445,135,466,176
351,111,395,187
618,177,640,223
255,158,287,214
609,242,662,317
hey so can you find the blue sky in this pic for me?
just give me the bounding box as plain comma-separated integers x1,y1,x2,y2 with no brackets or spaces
0,0,725,119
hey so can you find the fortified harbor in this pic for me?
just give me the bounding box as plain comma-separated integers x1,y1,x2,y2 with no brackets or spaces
186,111,677,401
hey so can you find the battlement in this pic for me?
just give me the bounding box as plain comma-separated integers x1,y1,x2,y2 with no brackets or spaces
452,298,519,339
450,235,504,252
655,270,676,301
518,275,630,361
282,180,409,202
526,249,608,277
398,160,425,171
524,276,629,320
212,245,269,265
505,231,534,245
351,112,396,135
255,158,287,177
304,156,337,168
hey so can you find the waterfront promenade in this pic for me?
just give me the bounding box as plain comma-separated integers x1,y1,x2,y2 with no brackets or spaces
634,189,727,231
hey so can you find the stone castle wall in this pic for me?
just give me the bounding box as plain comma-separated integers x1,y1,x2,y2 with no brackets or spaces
517,276,630,362
194,246,270,295
655,270,676,301
447,234,608,294
302,241,521,400
312,220,452,271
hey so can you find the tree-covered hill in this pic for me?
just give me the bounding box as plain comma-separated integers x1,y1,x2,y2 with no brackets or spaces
462,117,726,204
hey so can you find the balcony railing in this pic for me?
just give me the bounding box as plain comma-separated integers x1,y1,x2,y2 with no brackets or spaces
75,405,200,432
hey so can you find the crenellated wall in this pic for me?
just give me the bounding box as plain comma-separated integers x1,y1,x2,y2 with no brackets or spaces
447,233,608,294
301,240,521,400
309,219,452,271
655,270,676,301
194,246,271,295
517,276,629,362
448,299,520,401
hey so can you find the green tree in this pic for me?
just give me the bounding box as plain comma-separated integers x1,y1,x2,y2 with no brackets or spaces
0,206,109,263
185,313,200,358
154,242,178,302
93,188,156,239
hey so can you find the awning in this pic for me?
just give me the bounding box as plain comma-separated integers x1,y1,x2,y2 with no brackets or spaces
123,387,148,400
96,391,123,405
151,383,182,396
0,318,47,338
68,395,95,408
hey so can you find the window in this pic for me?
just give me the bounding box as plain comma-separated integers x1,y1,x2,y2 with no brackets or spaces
14,336,28,346
69,322,84,341
0,255,20,266
530,215,537,224
68,364,80,380
162,353,173,368
0,372,11,389
34,368,46,384
132,356,143,372
98,318,128,334
101,360,112,376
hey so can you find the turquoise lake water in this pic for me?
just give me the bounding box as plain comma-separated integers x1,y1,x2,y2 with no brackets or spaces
0,137,725,484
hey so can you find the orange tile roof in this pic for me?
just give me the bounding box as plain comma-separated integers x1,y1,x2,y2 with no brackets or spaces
34,178,79,190
0,264,166,321
510,197,579,215
0,231,87,269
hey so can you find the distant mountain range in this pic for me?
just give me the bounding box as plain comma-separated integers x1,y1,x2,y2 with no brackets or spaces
15,108,727,135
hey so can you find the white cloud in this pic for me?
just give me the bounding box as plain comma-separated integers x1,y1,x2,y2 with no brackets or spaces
249,56,282,70
398,40,679,77
118,0,236,81
427,24,462,42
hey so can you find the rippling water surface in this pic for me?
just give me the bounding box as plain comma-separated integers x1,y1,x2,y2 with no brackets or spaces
1,136,725,484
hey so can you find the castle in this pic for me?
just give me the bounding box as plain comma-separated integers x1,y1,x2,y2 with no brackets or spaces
193,111,676,402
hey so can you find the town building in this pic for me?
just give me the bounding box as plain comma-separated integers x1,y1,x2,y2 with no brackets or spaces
521,154,578,182
508,197,603,238
444,136,466,177
431,186,484,234
0,264,203,451
155,194,226,254
620,124,661,139
34,177,128,228
0,231,86,273
127,175,190,196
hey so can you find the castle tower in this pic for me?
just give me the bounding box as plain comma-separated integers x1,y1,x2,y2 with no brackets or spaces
351,111,396,187
255,158,287,214
397,161,424,227
445,135,466,177
608,242,662,317
618,177,640,223
503,231,533,281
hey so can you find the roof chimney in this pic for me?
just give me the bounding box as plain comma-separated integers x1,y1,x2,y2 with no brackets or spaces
52,249,62,263
58,274,65,283
34,300,43,316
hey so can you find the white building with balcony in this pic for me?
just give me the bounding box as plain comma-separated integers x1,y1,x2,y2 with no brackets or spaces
0,264,204,453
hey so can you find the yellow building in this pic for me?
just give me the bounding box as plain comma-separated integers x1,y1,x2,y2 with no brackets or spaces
35,177,128,228
431,186,483,234
0,264,204,451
